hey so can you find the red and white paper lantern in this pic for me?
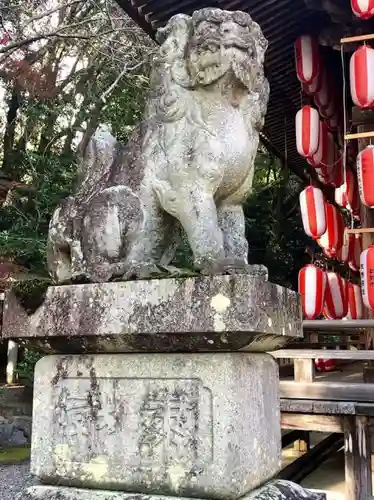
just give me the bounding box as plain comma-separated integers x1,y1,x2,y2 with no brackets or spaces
299,186,326,239
320,100,335,120
298,264,327,319
309,123,334,177
324,272,348,319
361,245,374,310
345,169,360,215
346,283,364,319
357,145,374,207
302,73,323,96
335,184,348,208
317,203,344,257
350,45,374,109
315,79,331,111
296,106,320,158
295,35,320,84
351,0,374,19
349,234,363,272
327,114,340,132
331,151,344,188
336,228,355,264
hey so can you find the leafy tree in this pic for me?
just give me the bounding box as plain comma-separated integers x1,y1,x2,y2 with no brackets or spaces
0,1,310,289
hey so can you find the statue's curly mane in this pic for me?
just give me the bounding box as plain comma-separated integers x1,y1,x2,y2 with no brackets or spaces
145,10,269,133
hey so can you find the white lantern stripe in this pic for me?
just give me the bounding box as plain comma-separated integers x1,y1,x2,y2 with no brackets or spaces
298,265,327,319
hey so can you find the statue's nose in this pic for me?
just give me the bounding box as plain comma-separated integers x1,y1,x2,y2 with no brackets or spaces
220,21,237,35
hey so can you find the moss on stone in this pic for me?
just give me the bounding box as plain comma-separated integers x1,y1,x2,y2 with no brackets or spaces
11,278,52,314
0,444,30,464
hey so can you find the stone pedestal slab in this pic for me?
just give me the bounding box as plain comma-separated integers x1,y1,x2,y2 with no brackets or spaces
16,483,326,499
3,275,301,353
31,352,280,499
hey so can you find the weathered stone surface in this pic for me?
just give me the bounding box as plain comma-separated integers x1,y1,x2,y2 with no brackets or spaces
16,482,326,500
31,353,281,499
246,480,326,499
3,276,301,353
16,486,199,500
47,8,269,283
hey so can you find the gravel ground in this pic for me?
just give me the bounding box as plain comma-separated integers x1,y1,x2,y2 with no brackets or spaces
0,460,36,500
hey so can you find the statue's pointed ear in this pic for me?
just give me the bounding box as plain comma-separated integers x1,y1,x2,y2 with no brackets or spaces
155,14,193,88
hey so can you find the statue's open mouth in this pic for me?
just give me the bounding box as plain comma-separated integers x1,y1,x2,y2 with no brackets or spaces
222,38,250,49
198,37,249,51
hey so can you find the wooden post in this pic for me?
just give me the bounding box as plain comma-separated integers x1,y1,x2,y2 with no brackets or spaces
344,415,372,500
6,340,18,385
293,359,314,452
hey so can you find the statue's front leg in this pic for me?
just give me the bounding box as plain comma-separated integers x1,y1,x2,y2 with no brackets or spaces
217,203,248,266
155,181,225,273
217,203,267,279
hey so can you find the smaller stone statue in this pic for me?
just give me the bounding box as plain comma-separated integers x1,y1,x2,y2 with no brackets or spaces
47,8,269,283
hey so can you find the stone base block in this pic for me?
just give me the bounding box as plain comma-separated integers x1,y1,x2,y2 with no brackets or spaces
16,483,326,500
3,275,302,353
31,353,281,499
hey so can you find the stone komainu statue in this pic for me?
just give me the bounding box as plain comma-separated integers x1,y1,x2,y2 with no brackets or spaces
47,8,269,283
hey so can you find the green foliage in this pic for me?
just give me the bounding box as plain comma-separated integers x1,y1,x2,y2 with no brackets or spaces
245,148,309,290
11,277,51,313
0,152,77,274
101,73,149,142
16,348,43,387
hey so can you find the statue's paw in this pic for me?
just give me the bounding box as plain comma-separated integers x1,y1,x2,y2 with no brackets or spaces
198,259,268,280
122,263,163,280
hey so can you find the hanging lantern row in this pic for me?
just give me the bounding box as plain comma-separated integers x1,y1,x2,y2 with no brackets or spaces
298,265,364,320
295,36,342,133
350,45,374,109
351,0,374,19
299,186,361,266
324,271,348,319
296,107,344,188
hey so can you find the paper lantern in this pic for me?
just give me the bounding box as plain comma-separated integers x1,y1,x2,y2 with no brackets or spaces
337,228,355,264
302,73,322,96
309,122,334,175
331,150,344,188
351,0,374,19
299,186,326,238
317,203,344,257
357,145,374,207
319,100,335,119
298,264,326,319
350,46,374,109
315,358,337,372
345,169,360,215
361,245,374,310
296,106,320,158
324,272,348,319
315,75,332,111
335,184,348,208
346,283,364,319
295,35,320,84
327,114,340,132
349,234,363,272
